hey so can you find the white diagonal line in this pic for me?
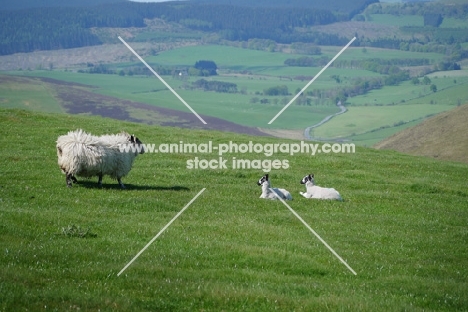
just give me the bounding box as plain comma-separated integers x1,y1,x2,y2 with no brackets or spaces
118,36,207,125
268,37,356,125
270,188,357,275
118,188,206,276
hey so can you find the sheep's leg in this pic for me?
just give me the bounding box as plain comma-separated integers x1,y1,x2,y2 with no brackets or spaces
117,178,126,189
300,191,311,198
71,175,78,184
97,174,103,187
65,173,73,188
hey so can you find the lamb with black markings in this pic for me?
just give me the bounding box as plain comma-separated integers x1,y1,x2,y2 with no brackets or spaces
257,174,292,200
300,173,342,200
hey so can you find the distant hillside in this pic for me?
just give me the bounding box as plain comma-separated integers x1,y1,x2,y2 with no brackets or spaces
0,1,350,56
2,0,467,56
374,104,468,163
1,0,125,10
189,0,377,13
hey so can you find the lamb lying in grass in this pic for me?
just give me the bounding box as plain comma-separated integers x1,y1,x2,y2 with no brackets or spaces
257,174,292,200
300,174,342,200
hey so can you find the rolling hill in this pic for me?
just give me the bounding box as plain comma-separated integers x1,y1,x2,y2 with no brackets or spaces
0,108,467,310
1,0,468,155
374,103,468,163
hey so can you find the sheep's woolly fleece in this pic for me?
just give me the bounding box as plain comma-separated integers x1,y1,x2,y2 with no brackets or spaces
56,129,142,187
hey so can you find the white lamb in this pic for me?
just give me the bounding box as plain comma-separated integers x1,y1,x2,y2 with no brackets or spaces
300,174,342,200
56,129,144,188
257,174,292,200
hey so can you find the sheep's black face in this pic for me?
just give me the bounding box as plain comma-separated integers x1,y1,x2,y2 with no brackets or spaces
300,174,314,184
130,135,145,154
257,174,269,186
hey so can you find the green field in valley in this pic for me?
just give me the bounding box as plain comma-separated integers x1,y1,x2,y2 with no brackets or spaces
0,76,63,113
6,44,468,143
7,70,341,130
368,14,424,27
311,104,453,143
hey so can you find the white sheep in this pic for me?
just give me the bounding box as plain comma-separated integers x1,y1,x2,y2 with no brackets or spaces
300,174,342,200
56,129,144,188
257,174,292,200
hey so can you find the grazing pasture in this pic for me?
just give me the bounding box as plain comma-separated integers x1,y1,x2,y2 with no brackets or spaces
310,103,453,142
0,109,467,311
6,43,468,143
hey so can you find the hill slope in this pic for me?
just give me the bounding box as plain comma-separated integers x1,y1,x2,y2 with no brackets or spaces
374,104,468,163
0,109,467,310
0,74,269,137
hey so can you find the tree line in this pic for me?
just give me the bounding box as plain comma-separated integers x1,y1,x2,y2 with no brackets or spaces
0,4,145,55
3,0,467,56
285,56,431,69
0,1,372,55
2,0,125,10
366,2,468,19
191,79,237,93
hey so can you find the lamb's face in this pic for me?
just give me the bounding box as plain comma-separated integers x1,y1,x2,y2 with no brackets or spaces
300,174,315,185
257,174,269,186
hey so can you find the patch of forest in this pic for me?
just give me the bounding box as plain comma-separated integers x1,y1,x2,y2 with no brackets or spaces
1,0,468,56
366,2,468,18
0,1,372,55
1,0,125,10
190,0,376,15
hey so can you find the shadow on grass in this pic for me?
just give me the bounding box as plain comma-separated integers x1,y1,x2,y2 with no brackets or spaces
74,181,190,191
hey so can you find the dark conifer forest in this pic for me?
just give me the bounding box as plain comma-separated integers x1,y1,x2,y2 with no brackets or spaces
1,0,467,56
0,0,375,55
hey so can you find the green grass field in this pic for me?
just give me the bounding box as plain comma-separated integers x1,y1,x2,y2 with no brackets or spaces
348,74,468,106
1,108,467,311
440,17,468,29
5,43,468,143
0,76,63,113
368,14,424,27
345,118,424,147
9,71,342,130
311,103,452,140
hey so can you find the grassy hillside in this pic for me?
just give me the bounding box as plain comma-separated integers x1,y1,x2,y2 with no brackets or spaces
1,109,467,311
8,67,462,144
7,42,467,138
0,74,270,136
1,0,467,193
0,75,63,114
374,103,468,163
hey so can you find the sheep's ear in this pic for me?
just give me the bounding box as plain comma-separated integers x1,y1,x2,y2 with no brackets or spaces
310,174,314,178
265,174,269,180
